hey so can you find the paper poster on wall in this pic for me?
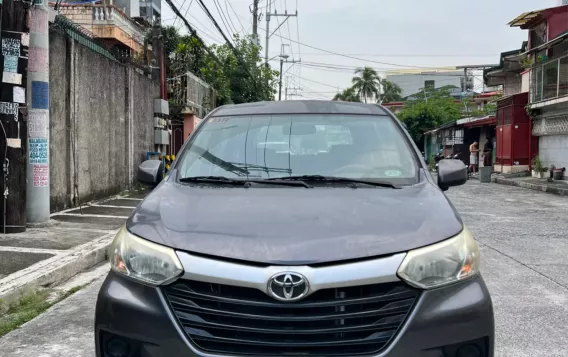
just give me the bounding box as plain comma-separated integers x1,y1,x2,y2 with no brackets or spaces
3,56,18,73
1,38,20,57
21,33,29,47
0,102,19,121
13,86,25,104
33,164,49,187
28,110,48,138
31,81,49,109
29,138,48,164
3,72,22,85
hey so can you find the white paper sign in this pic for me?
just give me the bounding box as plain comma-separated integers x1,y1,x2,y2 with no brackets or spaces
13,86,25,103
7,138,22,148
2,72,22,85
21,33,30,47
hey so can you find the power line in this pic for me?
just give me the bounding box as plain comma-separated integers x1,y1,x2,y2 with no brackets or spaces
225,0,246,34
211,0,236,43
163,0,223,66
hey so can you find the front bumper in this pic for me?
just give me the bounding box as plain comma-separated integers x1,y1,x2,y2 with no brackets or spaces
95,271,494,357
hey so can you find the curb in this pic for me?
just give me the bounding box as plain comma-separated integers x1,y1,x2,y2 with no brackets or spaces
492,177,568,196
0,231,116,304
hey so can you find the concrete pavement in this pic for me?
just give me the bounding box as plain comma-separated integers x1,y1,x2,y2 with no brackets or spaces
1,181,568,356
0,191,146,302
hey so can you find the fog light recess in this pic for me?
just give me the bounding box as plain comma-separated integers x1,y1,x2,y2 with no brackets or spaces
106,338,131,357
456,344,483,357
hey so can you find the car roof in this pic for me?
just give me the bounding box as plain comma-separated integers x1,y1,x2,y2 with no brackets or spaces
210,100,389,117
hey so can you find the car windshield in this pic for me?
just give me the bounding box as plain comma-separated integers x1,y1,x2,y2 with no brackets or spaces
176,114,418,185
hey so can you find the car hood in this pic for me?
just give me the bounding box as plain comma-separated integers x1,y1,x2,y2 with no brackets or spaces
127,178,463,265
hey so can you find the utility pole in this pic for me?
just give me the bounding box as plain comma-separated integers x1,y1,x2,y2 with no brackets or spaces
278,57,284,100
26,0,51,224
264,3,298,67
252,0,259,45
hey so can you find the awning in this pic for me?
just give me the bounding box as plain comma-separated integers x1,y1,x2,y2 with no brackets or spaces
508,9,546,28
457,115,496,128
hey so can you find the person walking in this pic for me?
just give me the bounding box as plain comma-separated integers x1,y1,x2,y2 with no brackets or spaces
469,141,479,174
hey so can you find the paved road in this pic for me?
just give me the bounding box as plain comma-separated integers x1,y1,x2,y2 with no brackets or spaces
1,181,568,356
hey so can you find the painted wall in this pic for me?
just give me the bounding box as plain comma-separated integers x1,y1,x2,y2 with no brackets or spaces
548,10,568,40
49,30,159,211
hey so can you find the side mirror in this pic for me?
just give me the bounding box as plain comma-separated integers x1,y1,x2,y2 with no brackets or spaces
437,159,467,191
137,160,164,187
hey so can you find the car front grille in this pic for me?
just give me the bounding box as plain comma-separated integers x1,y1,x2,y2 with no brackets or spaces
162,279,420,356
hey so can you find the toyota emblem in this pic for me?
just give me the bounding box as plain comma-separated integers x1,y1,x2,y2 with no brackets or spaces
267,272,309,302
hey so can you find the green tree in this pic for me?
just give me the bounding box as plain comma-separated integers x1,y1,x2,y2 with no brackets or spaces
351,66,381,103
332,87,361,102
398,86,461,144
380,79,403,103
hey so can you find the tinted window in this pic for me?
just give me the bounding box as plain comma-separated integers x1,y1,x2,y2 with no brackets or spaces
177,114,418,184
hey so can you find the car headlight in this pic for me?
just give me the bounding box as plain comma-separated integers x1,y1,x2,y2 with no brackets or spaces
397,226,480,289
109,226,183,286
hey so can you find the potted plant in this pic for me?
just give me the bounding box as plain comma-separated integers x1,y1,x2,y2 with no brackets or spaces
531,156,548,178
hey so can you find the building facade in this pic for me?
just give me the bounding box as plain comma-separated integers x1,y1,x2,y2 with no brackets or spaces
509,5,568,177
385,68,473,98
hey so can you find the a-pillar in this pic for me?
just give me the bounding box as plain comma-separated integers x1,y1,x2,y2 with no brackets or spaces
26,1,52,223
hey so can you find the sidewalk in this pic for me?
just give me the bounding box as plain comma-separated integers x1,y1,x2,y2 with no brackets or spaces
492,175,568,196
0,190,147,303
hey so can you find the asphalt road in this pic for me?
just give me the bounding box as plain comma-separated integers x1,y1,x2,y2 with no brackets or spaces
1,181,568,356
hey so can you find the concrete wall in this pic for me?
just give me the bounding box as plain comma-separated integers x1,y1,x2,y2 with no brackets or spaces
49,30,159,211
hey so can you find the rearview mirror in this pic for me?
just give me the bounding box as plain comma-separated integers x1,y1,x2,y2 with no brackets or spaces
137,160,164,187
437,159,467,191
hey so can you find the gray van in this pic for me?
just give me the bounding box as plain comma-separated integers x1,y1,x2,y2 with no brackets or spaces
96,101,494,357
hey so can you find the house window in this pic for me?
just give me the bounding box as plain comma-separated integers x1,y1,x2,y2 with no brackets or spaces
424,80,435,90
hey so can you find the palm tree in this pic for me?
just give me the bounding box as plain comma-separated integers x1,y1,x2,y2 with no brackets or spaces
380,79,403,103
351,66,381,103
332,87,361,102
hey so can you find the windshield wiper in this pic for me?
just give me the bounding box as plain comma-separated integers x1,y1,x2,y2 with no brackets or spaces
269,175,400,189
179,176,312,188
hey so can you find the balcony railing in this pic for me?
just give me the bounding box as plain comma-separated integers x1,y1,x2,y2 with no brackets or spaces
530,53,568,103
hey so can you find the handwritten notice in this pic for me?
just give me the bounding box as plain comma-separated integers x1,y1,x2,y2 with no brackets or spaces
0,102,19,121
28,47,48,73
28,110,47,138
2,38,20,57
33,164,49,187
3,55,18,73
2,72,22,85
29,138,48,164
29,9,48,34
13,86,26,104
31,81,49,109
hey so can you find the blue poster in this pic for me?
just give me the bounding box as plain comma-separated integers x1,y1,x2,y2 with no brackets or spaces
31,81,49,109
3,56,18,73
29,138,48,164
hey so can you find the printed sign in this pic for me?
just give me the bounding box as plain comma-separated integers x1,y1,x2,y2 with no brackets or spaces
28,110,48,138
29,138,48,164
28,47,48,73
31,81,49,109
2,38,20,57
3,55,18,73
33,164,49,187
0,102,19,121
2,72,22,85
13,86,25,104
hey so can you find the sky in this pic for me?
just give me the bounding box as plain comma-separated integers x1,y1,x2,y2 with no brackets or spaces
160,0,561,100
